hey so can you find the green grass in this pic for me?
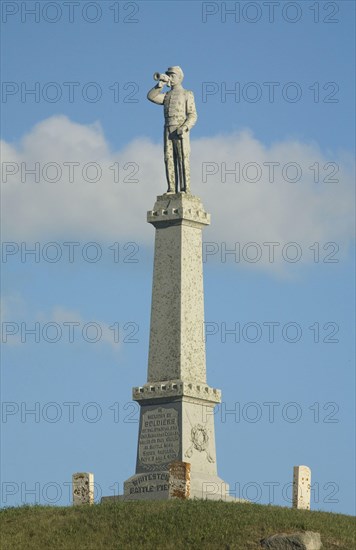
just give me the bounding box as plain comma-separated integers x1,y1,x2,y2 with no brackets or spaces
1,500,354,550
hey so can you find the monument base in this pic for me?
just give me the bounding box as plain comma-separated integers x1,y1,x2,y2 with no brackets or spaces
101,477,245,503
122,471,231,501
109,390,245,503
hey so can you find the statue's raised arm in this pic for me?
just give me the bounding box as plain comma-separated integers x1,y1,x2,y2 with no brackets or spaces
147,66,197,194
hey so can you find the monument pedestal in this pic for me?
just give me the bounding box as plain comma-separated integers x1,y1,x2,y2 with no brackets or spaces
124,392,229,500
123,193,231,501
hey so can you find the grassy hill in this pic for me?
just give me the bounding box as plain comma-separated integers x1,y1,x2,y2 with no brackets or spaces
1,500,354,550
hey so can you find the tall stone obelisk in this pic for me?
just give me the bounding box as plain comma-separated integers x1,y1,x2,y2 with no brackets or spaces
123,66,230,500
123,193,230,500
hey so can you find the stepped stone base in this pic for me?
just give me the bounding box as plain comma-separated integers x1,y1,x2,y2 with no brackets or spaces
123,471,233,501
120,393,236,502
102,474,245,503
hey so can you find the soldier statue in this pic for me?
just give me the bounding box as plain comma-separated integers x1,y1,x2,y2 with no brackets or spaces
147,66,197,194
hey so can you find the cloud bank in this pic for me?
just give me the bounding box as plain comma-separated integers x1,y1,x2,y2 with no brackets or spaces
1,115,354,273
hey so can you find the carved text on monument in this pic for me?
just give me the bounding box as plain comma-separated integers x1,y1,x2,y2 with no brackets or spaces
139,407,179,466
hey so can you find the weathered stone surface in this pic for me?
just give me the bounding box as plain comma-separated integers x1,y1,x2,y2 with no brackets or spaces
72,472,94,505
124,397,230,501
261,531,322,550
293,465,311,510
147,193,210,384
169,461,191,499
137,405,180,470
123,471,170,500
122,192,233,502
133,380,221,403
147,66,197,193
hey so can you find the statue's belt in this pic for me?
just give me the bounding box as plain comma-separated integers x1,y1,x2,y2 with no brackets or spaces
165,120,187,127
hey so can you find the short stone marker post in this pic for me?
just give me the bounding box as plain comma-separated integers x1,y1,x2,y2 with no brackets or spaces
72,472,94,505
292,465,311,510
169,461,191,499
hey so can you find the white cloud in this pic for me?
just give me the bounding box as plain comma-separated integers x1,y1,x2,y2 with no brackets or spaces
1,115,354,274
41,306,120,350
1,296,120,350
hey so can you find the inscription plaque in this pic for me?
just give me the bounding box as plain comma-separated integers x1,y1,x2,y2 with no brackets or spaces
138,407,179,469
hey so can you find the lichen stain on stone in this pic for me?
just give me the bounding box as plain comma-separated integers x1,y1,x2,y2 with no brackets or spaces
171,487,187,499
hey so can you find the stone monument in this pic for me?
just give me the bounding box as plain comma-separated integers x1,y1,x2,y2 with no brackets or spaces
122,67,231,501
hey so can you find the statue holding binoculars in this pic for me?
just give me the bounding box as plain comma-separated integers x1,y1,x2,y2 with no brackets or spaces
147,66,197,194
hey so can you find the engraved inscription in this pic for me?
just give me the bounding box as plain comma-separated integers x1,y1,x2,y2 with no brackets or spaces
139,407,179,466
128,473,170,495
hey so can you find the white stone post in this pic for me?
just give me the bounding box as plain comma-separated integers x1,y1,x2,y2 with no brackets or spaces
293,465,311,510
72,472,94,505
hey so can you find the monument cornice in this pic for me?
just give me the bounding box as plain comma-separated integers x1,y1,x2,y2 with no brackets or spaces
133,380,221,404
147,193,211,228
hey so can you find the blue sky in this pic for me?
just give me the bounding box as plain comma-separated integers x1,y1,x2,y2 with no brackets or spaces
1,1,355,514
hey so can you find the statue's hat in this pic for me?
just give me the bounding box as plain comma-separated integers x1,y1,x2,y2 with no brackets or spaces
166,66,184,79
